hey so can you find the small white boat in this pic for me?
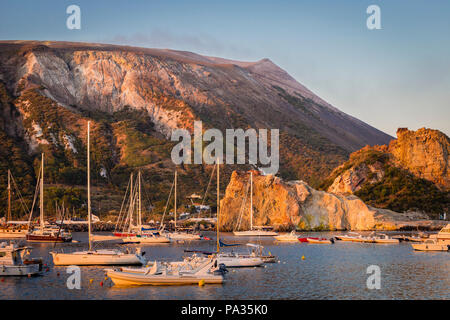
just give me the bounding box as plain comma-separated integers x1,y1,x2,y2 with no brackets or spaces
105,256,224,286
161,231,202,241
274,231,299,242
336,233,374,243
217,252,264,267
0,242,42,276
374,234,400,244
412,239,449,251
123,234,170,244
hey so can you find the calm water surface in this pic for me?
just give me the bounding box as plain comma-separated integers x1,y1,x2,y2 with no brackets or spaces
1,232,449,300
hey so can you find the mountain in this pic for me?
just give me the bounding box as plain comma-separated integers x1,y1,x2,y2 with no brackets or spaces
319,128,449,217
0,40,392,219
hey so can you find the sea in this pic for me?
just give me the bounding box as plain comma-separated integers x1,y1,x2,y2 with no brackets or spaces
1,231,448,300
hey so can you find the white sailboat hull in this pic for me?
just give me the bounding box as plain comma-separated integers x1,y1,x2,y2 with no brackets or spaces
0,230,27,238
51,251,145,266
217,255,264,267
233,230,278,236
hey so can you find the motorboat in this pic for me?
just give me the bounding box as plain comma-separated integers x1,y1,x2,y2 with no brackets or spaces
105,255,224,286
0,241,42,276
335,233,374,243
233,172,278,237
429,223,450,245
306,237,334,244
412,239,449,251
373,234,400,244
298,237,315,243
274,231,299,242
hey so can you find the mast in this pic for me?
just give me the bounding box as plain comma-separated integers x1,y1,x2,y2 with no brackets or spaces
87,121,92,251
216,160,220,253
174,170,177,229
40,153,44,230
138,170,142,232
7,169,11,222
129,173,134,230
250,171,253,231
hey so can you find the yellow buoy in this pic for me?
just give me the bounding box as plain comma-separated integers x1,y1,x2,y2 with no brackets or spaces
89,279,93,284
301,255,305,260
198,279,205,286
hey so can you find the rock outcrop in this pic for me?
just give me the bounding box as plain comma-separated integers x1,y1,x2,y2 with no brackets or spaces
389,128,449,189
327,128,449,194
220,171,443,231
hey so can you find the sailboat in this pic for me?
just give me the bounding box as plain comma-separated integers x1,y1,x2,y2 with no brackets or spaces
0,170,29,238
233,171,278,236
26,154,72,243
159,171,202,241
214,161,264,268
51,121,145,266
123,171,170,244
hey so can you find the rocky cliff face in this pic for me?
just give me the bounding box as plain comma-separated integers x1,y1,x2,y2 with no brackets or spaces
220,171,442,231
321,128,449,216
326,128,449,193
389,128,449,189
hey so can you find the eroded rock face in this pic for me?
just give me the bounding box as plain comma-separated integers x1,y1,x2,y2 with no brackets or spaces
220,170,436,231
389,128,449,189
327,128,450,195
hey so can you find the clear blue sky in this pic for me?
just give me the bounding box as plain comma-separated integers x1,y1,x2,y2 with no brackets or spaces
1,0,449,137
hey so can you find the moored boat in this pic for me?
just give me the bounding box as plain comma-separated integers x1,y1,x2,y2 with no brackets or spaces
233,172,278,237
0,241,42,276
26,153,72,243
51,122,145,266
411,239,449,251
373,234,400,244
105,255,224,286
274,231,299,242
306,237,334,244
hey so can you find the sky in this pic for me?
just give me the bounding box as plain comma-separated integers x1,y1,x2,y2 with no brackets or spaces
1,0,449,137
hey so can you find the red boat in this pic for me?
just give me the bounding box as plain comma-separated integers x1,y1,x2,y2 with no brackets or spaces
26,233,72,243
298,237,318,243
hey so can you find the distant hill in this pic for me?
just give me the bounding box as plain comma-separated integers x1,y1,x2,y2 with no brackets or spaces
0,40,392,219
